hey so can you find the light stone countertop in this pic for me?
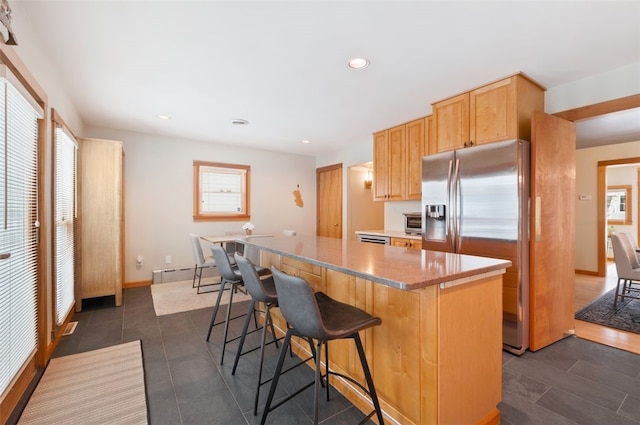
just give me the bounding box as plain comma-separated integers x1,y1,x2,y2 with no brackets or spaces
238,235,511,290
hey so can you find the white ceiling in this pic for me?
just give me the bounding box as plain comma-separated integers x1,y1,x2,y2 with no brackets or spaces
12,1,640,156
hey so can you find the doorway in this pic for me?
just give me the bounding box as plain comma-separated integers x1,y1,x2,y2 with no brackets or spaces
346,163,383,241
597,159,640,276
555,94,640,277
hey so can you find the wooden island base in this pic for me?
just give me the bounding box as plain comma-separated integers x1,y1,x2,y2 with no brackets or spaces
261,252,503,425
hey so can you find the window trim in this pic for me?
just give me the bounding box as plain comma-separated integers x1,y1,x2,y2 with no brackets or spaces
51,108,77,334
193,160,251,221
606,184,632,225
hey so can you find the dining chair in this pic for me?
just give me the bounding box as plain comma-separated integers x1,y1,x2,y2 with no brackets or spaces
610,233,640,307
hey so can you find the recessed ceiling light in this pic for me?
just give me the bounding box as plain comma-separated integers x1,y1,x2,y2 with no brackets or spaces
301,139,310,144
156,114,171,120
348,57,369,70
231,118,249,125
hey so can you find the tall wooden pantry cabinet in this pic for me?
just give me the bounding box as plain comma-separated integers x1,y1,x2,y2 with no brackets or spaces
75,138,124,311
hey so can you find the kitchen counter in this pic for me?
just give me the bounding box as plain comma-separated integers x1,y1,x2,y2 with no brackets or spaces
240,235,510,290
239,235,507,425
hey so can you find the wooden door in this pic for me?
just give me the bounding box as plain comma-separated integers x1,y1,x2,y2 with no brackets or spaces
317,163,342,238
406,118,426,200
433,92,469,152
529,111,576,351
373,131,388,201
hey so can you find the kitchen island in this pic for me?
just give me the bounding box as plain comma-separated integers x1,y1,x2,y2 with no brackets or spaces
240,235,511,425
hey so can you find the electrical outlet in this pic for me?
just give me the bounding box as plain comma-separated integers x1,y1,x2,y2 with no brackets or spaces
165,255,172,264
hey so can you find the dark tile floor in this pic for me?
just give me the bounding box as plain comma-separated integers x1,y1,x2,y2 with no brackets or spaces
12,286,640,425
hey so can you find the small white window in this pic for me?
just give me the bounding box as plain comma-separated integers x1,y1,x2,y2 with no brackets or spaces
193,161,250,221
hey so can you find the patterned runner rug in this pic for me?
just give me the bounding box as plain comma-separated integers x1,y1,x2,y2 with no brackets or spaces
18,341,147,425
150,279,251,316
575,288,640,334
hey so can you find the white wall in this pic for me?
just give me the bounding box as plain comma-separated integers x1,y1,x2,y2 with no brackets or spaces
545,62,640,113
575,140,640,272
85,126,317,283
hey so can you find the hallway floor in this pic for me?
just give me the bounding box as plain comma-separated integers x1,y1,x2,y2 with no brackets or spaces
13,286,640,424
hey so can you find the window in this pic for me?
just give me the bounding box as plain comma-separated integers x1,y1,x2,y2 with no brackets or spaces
0,66,43,398
193,161,250,221
53,110,77,327
606,185,632,225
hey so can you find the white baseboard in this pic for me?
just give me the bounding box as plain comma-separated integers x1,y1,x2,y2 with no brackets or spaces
152,266,219,284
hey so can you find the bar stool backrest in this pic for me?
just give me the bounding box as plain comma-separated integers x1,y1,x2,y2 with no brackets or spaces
190,233,207,267
211,244,241,282
271,266,326,340
234,253,269,302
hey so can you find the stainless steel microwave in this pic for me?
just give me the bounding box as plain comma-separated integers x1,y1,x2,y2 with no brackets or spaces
403,212,422,235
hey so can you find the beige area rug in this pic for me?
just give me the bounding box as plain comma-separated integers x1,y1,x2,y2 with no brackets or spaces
151,279,251,316
19,341,147,425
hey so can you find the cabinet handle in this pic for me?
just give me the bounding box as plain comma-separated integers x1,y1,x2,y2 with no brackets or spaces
470,140,474,147
0,252,10,260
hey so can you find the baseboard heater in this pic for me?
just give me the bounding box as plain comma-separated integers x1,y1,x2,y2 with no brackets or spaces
152,266,219,284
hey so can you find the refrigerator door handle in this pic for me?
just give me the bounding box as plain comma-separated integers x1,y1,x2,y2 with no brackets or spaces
452,158,461,252
446,159,454,251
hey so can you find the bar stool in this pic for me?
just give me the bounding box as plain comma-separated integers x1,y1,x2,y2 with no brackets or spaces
231,253,284,416
261,266,385,425
189,233,216,293
206,244,270,364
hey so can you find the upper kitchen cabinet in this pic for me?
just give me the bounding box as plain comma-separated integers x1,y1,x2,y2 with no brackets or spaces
374,116,431,202
373,125,406,201
432,73,545,153
406,116,431,200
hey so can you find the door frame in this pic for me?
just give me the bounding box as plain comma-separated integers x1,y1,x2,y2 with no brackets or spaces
554,94,640,277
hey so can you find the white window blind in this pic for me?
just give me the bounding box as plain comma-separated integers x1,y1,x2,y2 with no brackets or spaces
198,165,247,216
54,124,77,325
0,68,42,398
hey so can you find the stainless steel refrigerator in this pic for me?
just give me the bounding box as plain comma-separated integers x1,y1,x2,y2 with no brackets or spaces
422,139,529,354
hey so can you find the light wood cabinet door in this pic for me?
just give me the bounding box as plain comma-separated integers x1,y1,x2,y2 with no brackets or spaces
406,118,426,200
391,237,421,250
373,130,389,201
470,77,518,145
433,93,469,152
373,125,406,201
387,125,406,201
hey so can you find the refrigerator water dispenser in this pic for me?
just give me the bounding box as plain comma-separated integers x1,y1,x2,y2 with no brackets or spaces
424,204,446,241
